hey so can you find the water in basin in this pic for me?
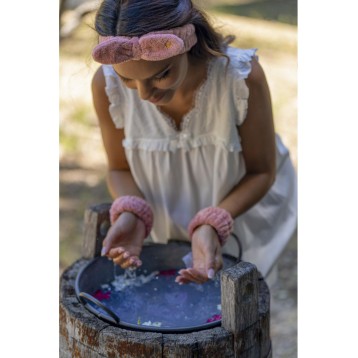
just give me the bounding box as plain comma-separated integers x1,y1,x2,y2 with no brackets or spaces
90,266,222,328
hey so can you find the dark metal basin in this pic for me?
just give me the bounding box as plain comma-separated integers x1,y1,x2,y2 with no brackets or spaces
75,240,238,333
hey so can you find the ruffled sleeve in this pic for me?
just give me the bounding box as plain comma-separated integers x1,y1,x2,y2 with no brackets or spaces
227,48,258,126
102,65,128,129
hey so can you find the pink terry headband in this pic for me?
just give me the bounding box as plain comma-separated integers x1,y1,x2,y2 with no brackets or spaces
92,24,197,64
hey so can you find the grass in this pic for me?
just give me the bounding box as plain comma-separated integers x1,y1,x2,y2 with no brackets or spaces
210,0,297,26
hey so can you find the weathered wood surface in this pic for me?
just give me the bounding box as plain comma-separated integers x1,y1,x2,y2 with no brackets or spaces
82,203,111,259
221,262,259,331
221,262,271,357
60,259,271,357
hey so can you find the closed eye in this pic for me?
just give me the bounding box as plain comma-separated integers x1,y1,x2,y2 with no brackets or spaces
120,76,131,83
114,66,171,83
154,69,170,82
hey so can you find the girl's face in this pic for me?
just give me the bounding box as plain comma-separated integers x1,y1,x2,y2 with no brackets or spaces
112,54,189,105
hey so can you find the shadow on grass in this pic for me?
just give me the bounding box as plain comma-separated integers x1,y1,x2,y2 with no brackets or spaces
212,0,297,26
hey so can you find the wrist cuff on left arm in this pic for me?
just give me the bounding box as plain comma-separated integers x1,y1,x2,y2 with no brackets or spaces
188,207,234,246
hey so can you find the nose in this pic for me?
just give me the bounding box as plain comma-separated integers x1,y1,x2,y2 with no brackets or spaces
136,81,153,101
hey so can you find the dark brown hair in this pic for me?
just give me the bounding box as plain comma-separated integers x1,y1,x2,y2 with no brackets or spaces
94,0,234,62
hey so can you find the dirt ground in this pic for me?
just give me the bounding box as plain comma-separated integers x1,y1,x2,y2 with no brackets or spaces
60,8,297,358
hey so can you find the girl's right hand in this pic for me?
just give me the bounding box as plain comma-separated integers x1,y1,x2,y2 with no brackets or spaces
101,211,146,269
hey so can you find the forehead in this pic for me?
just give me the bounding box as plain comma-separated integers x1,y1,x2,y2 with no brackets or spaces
112,54,183,80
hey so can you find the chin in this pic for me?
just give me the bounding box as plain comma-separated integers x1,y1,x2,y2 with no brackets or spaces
156,91,174,105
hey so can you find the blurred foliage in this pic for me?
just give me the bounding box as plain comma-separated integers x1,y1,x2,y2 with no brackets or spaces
60,127,80,152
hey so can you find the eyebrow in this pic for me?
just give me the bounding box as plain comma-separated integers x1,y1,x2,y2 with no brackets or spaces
114,64,171,81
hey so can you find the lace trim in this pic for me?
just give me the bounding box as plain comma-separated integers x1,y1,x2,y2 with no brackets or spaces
122,133,242,152
227,48,257,126
155,58,215,132
102,49,257,133
228,48,258,80
236,98,249,126
103,66,125,128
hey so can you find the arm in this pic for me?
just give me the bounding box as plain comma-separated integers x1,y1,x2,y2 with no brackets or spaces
91,66,146,268
218,57,276,217
176,58,276,284
91,66,143,199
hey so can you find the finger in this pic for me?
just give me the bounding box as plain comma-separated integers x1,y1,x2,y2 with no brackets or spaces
102,224,123,256
112,251,130,266
108,247,125,259
207,268,215,279
178,268,200,277
113,253,141,269
205,255,223,279
175,276,190,285
175,272,193,284
177,270,198,283
121,259,135,269
134,259,142,267
178,269,205,284
101,246,109,256
123,256,142,269
113,254,126,266
204,252,216,278
187,268,208,283
122,251,131,259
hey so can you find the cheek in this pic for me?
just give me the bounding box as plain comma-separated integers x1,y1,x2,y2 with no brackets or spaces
122,81,137,90
156,79,178,90
157,71,186,90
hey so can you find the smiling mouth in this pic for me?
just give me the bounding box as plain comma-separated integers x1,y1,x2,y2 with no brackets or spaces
149,92,166,104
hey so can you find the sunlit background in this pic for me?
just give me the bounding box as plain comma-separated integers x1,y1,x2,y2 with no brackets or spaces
60,1,297,356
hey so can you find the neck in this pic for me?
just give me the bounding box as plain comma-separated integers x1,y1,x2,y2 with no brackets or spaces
157,55,209,116
164,56,207,109
179,56,208,98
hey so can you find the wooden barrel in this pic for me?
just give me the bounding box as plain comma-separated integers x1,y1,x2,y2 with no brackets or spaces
59,204,272,358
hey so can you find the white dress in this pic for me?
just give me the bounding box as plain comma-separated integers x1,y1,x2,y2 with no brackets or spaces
102,47,297,277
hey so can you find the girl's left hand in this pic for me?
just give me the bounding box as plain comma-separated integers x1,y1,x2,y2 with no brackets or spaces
175,224,223,284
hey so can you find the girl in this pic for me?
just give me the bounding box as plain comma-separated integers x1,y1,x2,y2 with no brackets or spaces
91,0,297,285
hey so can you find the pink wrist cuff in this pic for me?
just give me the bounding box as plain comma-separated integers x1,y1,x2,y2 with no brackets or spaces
188,207,234,246
110,196,154,237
